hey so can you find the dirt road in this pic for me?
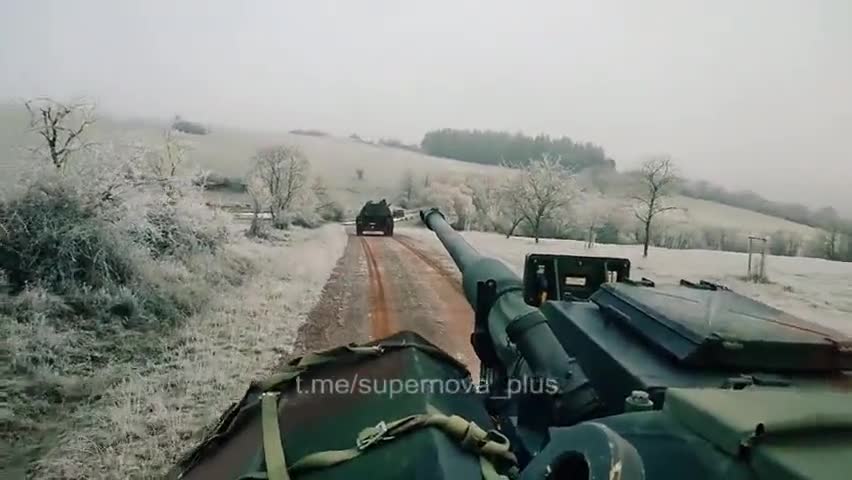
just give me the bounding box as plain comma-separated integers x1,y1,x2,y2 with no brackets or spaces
294,227,478,377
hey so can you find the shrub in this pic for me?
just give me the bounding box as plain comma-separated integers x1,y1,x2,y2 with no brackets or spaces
171,119,208,135
0,121,261,474
130,203,227,259
199,173,246,193
318,201,345,222
379,138,422,152
594,221,621,244
0,182,135,293
289,129,328,137
0,287,71,322
287,208,323,229
1,162,232,325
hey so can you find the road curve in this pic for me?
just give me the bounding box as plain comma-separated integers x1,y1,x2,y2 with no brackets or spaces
294,228,478,376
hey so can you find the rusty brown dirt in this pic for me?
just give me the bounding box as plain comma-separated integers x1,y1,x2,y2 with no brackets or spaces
360,236,395,339
293,228,477,376
292,233,371,353
392,235,466,296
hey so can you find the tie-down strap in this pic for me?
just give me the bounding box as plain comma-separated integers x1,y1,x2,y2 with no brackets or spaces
169,341,472,479
251,391,518,480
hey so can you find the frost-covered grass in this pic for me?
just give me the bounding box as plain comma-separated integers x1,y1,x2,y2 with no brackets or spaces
402,226,852,335
0,130,347,477
30,223,346,479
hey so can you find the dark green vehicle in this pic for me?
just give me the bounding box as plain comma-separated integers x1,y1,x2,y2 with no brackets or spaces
356,199,394,236
169,208,852,480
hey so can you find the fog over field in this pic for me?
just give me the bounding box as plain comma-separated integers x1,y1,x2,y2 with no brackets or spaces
1,0,850,214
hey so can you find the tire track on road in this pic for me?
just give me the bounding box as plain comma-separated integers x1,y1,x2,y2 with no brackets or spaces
392,234,465,296
360,236,393,339
297,230,477,376
390,234,478,377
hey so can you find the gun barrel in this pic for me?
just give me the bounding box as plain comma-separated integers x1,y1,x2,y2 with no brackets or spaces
419,208,481,274
420,208,518,306
420,208,600,424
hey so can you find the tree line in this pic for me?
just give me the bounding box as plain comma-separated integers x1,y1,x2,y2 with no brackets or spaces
420,128,616,171
677,180,852,261
678,180,826,230
171,115,208,135
397,152,852,263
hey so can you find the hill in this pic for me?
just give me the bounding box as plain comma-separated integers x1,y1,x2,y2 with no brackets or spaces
0,103,824,244
0,105,504,210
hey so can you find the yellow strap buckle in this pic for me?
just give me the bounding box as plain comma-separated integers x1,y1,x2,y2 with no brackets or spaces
356,420,391,450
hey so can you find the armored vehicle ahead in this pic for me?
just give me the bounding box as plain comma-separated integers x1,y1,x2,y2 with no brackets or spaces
356,199,394,236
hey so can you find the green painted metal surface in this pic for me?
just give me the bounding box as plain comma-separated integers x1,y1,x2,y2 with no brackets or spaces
177,332,494,480
664,387,852,479
592,282,852,370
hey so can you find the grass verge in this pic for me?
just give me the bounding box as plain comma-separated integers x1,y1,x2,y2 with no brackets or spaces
28,223,346,479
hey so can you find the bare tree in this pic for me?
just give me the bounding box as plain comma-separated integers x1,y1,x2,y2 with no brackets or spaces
25,97,95,170
52,141,152,210
499,185,526,238
499,174,527,239
400,169,417,206
143,129,191,200
467,174,502,231
814,207,845,260
632,156,679,257
501,154,577,243
451,189,475,230
250,145,309,228
311,176,343,220
149,129,189,179
245,174,270,238
576,194,613,248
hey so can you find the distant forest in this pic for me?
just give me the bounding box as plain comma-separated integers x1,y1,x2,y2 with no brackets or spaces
420,129,616,171
413,127,850,260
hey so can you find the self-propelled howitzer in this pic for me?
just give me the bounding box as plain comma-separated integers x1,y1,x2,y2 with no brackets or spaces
168,208,852,480
419,207,852,479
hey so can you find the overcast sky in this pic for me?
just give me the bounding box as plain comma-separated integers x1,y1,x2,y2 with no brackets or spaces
1,0,850,211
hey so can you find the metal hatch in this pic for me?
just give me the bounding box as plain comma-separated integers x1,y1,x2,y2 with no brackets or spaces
590,282,852,371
